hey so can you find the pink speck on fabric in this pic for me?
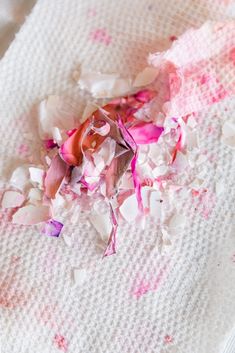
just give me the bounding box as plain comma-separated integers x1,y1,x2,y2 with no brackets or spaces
90,28,112,46
0,274,31,309
17,143,29,156
132,280,151,299
200,74,211,85
164,335,174,344
229,48,235,66
192,189,200,197
38,305,57,329
131,267,168,299
193,189,216,219
11,255,21,264
169,35,178,42
54,334,68,352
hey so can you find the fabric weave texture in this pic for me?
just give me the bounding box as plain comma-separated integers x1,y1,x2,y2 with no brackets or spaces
0,1,235,353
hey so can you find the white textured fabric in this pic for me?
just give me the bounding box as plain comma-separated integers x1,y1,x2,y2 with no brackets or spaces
0,1,235,353
0,0,36,58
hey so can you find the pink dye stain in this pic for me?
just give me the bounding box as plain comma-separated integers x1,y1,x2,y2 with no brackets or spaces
200,74,210,85
42,250,60,273
229,48,235,66
17,143,29,156
192,189,199,197
37,304,74,333
87,8,97,17
39,305,57,329
210,84,228,104
132,280,151,298
0,273,30,309
131,267,168,299
54,334,68,352
193,189,216,220
164,335,174,344
90,28,112,46
207,126,216,135
11,255,21,264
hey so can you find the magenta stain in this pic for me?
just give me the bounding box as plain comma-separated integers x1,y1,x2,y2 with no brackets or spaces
54,334,68,352
200,74,210,85
89,28,112,46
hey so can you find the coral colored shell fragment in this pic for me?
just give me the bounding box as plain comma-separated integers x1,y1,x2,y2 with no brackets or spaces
44,155,68,198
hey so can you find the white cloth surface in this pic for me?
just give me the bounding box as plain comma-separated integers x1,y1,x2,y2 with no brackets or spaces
0,1,235,353
0,0,36,58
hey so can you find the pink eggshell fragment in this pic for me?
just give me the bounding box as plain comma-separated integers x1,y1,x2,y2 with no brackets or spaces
128,123,164,145
41,219,63,237
44,155,68,199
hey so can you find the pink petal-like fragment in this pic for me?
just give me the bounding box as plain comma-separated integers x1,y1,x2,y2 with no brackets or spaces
44,139,58,149
134,89,155,103
128,123,163,145
12,205,51,225
44,155,68,199
92,121,110,136
41,219,63,237
103,204,118,257
118,118,143,212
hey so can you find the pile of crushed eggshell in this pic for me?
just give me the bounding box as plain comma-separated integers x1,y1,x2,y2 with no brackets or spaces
1,22,235,256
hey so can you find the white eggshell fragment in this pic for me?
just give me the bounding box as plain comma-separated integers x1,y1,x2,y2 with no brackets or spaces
10,166,30,191
1,190,25,208
133,67,159,87
12,205,51,225
77,69,133,98
89,212,112,242
119,194,139,222
168,214,186,230
72,268,88,286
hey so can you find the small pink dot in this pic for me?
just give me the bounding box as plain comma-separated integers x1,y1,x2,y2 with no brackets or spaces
54,334,68,352
192,189,199,197
164,335,173,344
89,28,112,46
169,35,178,42
11,256,21,264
